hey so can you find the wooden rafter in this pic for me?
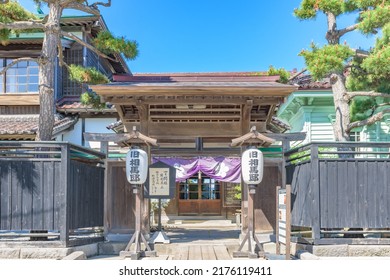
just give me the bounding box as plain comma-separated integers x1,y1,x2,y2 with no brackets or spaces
83,126,158,147
231,126,276,147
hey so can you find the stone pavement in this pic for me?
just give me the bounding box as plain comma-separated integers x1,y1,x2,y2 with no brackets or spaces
89,221,276,260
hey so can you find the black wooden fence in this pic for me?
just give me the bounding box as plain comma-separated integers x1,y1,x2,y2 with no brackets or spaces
0,142,105,247
285,142,390,245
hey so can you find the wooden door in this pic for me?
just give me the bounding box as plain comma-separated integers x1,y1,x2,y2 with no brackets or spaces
178,172,221,215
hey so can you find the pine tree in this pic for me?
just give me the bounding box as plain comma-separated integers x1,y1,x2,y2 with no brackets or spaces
295,0,390,141
0,0,138,140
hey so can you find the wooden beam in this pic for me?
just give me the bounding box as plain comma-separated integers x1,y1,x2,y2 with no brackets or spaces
115,106,126,130
150,114,240,120
91,85,296,97
109,96,283,106
263,132,306,141
250,113,268,119
136,102,149,135
84,133,130,142
151,148,242,157
149,108,241,112
0,94,39,106
266,104,276,125
83,132,158,146
136,136,235,144
123,113,139,119
141,122,242,138
231,126,276,147
241,100,253,135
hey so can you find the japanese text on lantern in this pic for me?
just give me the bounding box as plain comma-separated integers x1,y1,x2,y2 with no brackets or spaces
128,150,141,182
248,150,260,183
241,148,263,185
126,148,148,184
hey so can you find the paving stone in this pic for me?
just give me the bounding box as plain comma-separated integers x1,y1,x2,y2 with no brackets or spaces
98,241,127,255
62,251,87,260
0,248,21,259
20,248,71,259
349,245,390,257
312,245,348,257
72,243,98,257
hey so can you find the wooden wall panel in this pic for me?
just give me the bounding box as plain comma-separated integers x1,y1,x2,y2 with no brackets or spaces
0,160,62,231
288,158,390,230
0,158,104,232
287,163,314,228
319,160,390,229
254,163,282,232
106,162,136,233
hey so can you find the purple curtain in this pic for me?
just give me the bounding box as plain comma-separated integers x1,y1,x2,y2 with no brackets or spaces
152,157,241,183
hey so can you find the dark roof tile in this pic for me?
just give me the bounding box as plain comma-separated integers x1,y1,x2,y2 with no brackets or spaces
0,114,77,138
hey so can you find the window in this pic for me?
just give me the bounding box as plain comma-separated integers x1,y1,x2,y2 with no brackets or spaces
179,172,221,200
0,58,39,93
349,131,361,142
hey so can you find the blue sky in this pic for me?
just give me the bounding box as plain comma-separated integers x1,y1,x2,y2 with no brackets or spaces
18,0,376,73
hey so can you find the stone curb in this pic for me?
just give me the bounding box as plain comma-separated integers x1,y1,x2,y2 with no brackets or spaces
62,251,87,260
296,250,320,260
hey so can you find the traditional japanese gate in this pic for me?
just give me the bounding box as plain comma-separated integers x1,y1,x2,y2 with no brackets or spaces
90,73,299,236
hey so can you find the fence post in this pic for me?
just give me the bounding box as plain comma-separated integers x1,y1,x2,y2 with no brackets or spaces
60,144,70,247
310,144,321,242
282,140,290,191
275,186,280,255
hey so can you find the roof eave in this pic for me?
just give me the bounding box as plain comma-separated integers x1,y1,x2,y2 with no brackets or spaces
91,84,298,98
277,89,333,116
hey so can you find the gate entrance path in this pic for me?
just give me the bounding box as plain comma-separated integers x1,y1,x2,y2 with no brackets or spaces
91,219,273,260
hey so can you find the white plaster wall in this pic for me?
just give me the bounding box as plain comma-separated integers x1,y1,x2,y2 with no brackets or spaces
61,120,83,145
85,118,117,149
58,117,117,147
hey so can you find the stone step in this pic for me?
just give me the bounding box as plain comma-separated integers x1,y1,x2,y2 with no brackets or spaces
160,216,235,228
164,220,235,229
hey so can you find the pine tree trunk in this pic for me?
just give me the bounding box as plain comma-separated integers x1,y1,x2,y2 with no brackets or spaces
36,2,62,141
326,12,349,141
331,73,350,141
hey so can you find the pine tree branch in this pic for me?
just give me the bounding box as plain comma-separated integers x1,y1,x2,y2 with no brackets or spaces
60,30,118,62
288,68,307,81
62,2,100,15
60,0,77,6
60,0,86,6
0,21,45,30
0,1,10,4
90,1,111,9
62,1,111,14
339,24,359,37
345,91,390,100
0,57,39,76
347,108,390,132
57,38,67,68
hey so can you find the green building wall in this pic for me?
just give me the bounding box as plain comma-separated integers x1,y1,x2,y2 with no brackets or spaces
277,90,390,143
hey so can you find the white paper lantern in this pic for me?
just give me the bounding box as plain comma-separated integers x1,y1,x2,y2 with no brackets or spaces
126,148,148,184
241,148,263,185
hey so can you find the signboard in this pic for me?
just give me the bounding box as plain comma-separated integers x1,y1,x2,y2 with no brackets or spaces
223,183,241,206
276,185,291,260
241,148,264,185
126,148,148,184
145,161,176,198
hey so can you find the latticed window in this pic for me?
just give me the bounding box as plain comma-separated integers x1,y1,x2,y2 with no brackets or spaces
179,172,221,200
0,58,39,93
349,131,361,142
